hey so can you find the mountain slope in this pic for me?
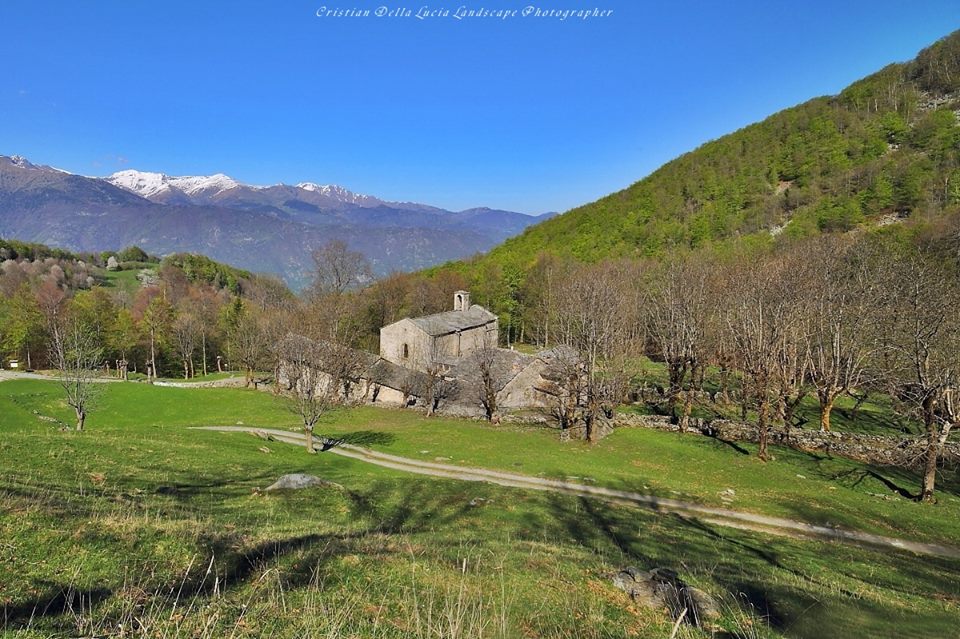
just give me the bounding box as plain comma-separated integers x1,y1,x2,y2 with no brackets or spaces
460,30,960,276
0,158,547,287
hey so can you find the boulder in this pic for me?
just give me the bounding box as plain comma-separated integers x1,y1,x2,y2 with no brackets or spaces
611,566,720,626
265,473,343,491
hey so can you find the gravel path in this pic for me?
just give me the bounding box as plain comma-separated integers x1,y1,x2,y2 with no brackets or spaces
194,425,960,560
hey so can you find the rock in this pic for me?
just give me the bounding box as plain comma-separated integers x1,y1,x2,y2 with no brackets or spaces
686,587,721,624
265,474,343,491
106,255,119,271
610,567,719,626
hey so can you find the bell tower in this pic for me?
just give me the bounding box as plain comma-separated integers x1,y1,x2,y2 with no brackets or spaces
454,290,471,311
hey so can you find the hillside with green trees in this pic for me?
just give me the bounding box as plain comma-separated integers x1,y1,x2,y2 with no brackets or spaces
429,30,960,322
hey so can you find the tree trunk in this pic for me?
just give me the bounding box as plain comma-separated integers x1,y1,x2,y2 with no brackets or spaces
920,428,940,502
183,360,189,379
679,389,694,433
76,408,85,432
202,335,208,377
819,394,835,432
919,396,939,502
245,367,253,388
757,399,769,462
150,331,157,381
304,425,315,453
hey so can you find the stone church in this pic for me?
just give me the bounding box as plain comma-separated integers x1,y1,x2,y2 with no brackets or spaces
379,291,498,372
281,290,572,418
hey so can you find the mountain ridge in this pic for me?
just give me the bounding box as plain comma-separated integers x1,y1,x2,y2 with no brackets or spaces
439,30,960,278
0,155,551,288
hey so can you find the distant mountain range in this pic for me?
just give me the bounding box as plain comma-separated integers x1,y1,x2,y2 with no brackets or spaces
0,155,553,287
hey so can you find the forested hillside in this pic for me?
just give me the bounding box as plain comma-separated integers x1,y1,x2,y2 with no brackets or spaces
427,29,960,322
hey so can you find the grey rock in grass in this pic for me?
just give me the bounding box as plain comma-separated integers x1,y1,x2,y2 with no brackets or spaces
265,473,343,492
611,566,720,626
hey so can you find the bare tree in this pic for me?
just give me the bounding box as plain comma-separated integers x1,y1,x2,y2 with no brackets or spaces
172,312,201,379
873,250,960,501
473,337,501,421
536,346,586,435
552,261,632,442
279,334,369,453
310,240,372,297
423,363,455,417
49,315,104,431
279,335,336,453
721,257,799,462
228,309,270,387
803,238,877,431
645,258,712,431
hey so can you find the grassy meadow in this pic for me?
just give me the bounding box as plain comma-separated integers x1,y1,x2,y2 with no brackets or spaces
1,379,958,637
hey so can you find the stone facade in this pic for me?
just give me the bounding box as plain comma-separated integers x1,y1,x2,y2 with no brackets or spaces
379,291,498,372
280,291,573,418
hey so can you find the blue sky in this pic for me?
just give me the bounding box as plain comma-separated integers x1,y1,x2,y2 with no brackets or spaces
1,1,958,214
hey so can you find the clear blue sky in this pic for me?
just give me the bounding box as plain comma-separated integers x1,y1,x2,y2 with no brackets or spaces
1,1,958,214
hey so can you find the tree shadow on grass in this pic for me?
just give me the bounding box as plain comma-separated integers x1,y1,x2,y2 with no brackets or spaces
319,430,396,450
706,434,751,456
3,582,113,628
4,478,476,633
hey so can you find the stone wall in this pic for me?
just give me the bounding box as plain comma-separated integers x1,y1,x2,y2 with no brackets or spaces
379,319,434,372
613,412,960,470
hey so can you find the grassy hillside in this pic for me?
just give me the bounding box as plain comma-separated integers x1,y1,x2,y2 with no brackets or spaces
2,380,959,637
431,30,960,298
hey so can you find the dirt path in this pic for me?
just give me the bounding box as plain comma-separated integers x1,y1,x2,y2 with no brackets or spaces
193,425,960,560
0,370,247,387
0,370,58,382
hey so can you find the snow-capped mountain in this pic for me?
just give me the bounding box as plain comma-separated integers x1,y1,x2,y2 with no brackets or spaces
0,154,552,287
107,170,244,204
295,182,383,207
107,169,386,209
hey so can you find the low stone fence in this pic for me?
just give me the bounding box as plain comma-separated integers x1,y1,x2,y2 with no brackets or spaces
614,412,960,470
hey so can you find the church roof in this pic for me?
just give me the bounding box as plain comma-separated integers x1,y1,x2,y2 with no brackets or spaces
406,304,497,337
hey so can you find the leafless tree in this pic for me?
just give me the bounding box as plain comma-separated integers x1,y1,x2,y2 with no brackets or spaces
645,258,713,431
172,312,201,379
872,250,960,501
49,315,104,431
473,337,500,421
279,335,336,453
721,257,799,461
310,240,372,297
536,346,586,435
228,310,270,387
279,334,369,453
423,363,455,417
552,261,633,442
803,238,878,431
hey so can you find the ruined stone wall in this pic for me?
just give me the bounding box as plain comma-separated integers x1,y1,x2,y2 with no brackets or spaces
498,359,551,410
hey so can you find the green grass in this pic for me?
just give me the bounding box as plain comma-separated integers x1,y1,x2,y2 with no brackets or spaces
1,379,958,637
96,262,158,295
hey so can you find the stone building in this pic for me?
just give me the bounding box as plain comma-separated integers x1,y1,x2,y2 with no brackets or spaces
379,291,498,373
279,290,577,418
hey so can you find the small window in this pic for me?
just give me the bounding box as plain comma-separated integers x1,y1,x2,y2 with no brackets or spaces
402,343,409,359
